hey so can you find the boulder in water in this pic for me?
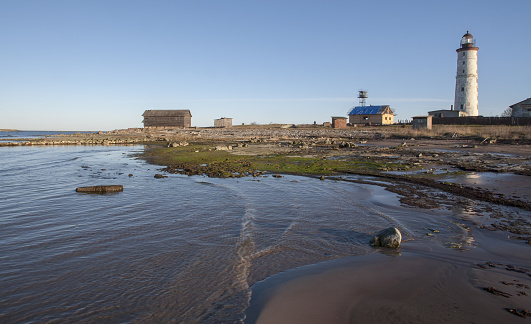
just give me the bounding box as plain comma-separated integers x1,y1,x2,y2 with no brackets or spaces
370,227,402,249
76,185,123,193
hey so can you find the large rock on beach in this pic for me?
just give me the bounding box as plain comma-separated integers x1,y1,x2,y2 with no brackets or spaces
370,227,402,248
76,185,123,193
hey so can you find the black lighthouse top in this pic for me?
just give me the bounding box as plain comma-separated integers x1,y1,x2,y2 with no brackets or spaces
457,31,478,52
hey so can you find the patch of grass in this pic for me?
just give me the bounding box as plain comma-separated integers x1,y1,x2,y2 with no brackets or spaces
253,156,341,175
141,145,413,178
142,145,237,165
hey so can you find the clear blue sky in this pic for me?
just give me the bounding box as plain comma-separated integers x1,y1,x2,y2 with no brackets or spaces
1,1,530,130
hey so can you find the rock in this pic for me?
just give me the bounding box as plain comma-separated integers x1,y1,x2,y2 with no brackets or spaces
154,174,167,179
76,185,123,193
168,141,189,148
370,227,402,248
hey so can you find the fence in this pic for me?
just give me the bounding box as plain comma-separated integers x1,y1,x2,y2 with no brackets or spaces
431,117,531,126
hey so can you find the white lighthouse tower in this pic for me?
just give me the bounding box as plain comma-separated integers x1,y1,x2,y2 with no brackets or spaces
454,31,479,116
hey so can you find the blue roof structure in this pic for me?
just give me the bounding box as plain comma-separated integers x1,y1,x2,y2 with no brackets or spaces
348,106,389,115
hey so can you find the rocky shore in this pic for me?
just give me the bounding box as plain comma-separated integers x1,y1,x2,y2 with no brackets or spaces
4,125,530,209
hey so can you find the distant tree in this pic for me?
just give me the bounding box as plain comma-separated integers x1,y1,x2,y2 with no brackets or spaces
501,107,513,117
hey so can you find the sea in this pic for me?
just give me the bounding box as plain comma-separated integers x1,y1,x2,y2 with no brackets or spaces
0,130,95,143
0,133,528,323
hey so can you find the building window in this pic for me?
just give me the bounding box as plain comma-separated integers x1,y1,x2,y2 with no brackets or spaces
460,104,464,110
461,87,464,92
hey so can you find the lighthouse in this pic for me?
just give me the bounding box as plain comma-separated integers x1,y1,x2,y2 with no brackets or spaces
454,31,479,116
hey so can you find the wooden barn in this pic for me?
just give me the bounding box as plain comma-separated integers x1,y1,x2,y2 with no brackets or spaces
348,105,394,125
142,110,192,128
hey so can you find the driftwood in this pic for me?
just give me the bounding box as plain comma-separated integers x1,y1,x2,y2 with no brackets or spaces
76,185,123,193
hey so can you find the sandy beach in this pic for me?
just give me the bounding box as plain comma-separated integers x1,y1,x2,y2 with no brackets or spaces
247,237,531,323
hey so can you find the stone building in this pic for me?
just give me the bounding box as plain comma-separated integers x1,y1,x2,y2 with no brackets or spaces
214,117,233,128
510,98,531,117
347,105,394,125
331,117,347,128
142,110,192,128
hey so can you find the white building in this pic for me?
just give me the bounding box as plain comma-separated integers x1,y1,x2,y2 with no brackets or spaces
454,31,479,116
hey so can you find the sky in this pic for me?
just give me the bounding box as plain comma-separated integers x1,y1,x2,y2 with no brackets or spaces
1,0,530,131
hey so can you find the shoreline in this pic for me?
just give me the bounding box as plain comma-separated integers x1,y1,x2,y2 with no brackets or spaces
2,126,530,234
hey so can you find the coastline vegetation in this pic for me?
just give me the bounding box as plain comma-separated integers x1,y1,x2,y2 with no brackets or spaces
140,145,412,178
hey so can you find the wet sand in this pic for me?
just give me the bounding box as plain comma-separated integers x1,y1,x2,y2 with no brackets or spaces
246,237,531,324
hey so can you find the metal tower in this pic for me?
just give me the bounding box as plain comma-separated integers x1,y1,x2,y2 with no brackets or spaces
358,90,367,107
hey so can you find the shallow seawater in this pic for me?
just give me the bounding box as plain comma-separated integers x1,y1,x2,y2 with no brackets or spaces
0,130,94,142
0,146,526,323
441,171,531,201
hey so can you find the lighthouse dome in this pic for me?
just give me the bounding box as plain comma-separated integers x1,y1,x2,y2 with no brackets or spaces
461,31,474,46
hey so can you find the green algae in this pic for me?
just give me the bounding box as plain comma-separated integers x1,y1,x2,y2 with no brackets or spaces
140,145,406,178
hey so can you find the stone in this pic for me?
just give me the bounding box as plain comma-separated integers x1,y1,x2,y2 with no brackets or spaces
370,227,402,248
76,185,123,193
154,174,168,179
